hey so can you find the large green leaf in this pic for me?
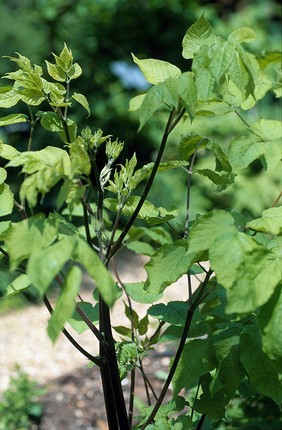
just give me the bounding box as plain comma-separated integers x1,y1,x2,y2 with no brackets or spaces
240,324,282,406
132,53,181,85
125,282,163,304
0,141,19,160
47,265,81,343
138,84,166,130
182,14,214,60
172,339,212,393
258,284,282,363
178,133,210,160
27,236,74,294
0,183,14,216
0,113,27,127
194,373,229,419
210,41,235,83
0,87,21,108
104,196,178,225
5,214,58,270
7,146,70,175
247,207,282,235
209,326,245,398
187,210,236,255
225,247,282,313
144,241,198,295
210,231,257,290
2,274,31,298
228,27,256,43
148,301,189,326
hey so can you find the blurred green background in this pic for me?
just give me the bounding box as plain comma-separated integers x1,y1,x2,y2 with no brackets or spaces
0,0,281,223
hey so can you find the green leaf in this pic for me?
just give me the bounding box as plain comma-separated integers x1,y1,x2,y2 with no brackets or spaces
128,94,146,111
0,183,14,216
258,284,282,363
0,167,7,184
225,247,282,313
72,92,90,117
0,113,27,127
252,119,282,141
228,27,256,43
247,207,282,235
138,314,149,335
132,53,181,85
195,169,235,190
4,214,58,270
144,241,197,295
40,111,64,133
27,236,74,294
53,43,73,72
73,237,120,306
0,87,21,108
0,141,19,160
124,301,139,329
227,129,282,172
47,265,81,342
138,84,165,130
182,14,214,59
68,302,99,334
125,240,155,256
188,210,236,255
240,324,282,406
194,373,228,419
2,274,31,298
178,133,210,159
70,139,91,176
104,196,178,225
210,231,257,290
210,41,235,82
209,326,245,398
125,282,162,304
148,301,188,326
172,339,212,392
68,63,82,80
45,60,66,82
7,146,70,175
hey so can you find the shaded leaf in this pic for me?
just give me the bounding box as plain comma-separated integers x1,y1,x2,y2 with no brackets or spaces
0,183,14,216
240,324,282,406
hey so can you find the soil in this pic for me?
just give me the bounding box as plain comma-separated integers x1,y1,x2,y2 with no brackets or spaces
39,355,171,430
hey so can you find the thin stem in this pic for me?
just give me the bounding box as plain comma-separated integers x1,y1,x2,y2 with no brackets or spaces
140,270,213,429
271,191,282,207
129,367,136,428
184,140,204,239
235,109,251,128
138,361,158,402
195,414,206,430
81,198,93,246
107,106,185,263
43,295,102,366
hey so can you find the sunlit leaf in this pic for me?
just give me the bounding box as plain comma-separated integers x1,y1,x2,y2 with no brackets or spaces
132,53,181,85
47,265,81,342
0,183,14,216
182,14,214,59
